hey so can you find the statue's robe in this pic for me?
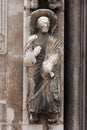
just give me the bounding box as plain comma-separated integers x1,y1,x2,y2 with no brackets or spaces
25,33,61,113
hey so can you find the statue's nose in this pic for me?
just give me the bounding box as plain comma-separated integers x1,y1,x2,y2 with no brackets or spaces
44,24,47,27
42,24,47,28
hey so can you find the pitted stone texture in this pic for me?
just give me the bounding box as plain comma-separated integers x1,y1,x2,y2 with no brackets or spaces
0,0,23,128
0,0,7,54
7,124,22,130
49,125,63,130
0,56,6,100
23,0,64,125
0,104,6,122
7,0,23,55
0,125,7,130
6,55,23,123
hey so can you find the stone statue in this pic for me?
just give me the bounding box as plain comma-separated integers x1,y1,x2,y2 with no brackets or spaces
30,0,61,10
24,9,61,123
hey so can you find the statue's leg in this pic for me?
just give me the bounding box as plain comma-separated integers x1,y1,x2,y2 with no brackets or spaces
27,72,40,123
30,0,39,10
47,113,58,124
29,112,40,124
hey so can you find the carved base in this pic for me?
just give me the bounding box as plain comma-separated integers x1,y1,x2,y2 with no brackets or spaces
49,125,63,130
22,124,43,130
22,124,63,130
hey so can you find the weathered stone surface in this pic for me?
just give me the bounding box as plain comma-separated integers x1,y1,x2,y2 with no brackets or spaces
65,0,81,129
0,124,7,130
0,104,6,122
0,0,64,130
0,0,7,54
23,0,64,126
0,0,23,129
6,55,23,124
49,125,63,130
7,0,23,55
5,0,23,127
0,124,22,130
0,56,6,100
7,124,22,130
22,124,43,130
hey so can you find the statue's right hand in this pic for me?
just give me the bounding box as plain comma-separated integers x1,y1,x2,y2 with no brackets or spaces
24,51,36,67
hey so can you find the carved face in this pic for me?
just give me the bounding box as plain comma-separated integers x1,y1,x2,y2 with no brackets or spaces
37,16,50,33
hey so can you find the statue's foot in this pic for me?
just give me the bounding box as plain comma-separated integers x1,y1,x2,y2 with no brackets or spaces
29,113,33,123
48,118,57,124
30,1,39,10
29,113,40,124
49,3,61,10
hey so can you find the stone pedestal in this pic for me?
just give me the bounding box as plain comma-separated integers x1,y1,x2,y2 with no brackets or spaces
22,125,43,130
49,125,63,130
22,124,63,130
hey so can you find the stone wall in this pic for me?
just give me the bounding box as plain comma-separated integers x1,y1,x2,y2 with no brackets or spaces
0,0,23,129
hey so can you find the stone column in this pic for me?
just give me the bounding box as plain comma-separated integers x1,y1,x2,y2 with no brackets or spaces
65,0,81,130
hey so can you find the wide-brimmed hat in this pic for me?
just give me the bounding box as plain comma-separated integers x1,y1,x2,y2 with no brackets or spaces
30,9,57,34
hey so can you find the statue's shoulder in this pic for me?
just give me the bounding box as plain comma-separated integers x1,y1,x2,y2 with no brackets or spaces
27,34,38,43
26,34,38,48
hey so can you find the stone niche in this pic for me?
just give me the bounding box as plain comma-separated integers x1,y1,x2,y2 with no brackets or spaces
23,0,64,130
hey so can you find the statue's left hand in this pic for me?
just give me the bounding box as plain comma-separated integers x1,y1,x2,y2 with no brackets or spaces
42,61,55,78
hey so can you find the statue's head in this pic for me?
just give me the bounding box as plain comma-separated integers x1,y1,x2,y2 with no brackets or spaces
30,9,57,34
37,16,50,33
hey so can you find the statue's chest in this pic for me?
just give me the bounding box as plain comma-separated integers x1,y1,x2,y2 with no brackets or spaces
34,35,49,62
33,34,49,47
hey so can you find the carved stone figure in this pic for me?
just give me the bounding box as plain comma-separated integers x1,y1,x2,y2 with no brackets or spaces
24,9,61,123
30,0,61,10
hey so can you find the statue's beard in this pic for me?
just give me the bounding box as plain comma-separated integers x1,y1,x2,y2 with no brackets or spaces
41,27,49,33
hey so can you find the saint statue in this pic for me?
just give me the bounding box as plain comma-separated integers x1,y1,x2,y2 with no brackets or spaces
24,9,61,123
